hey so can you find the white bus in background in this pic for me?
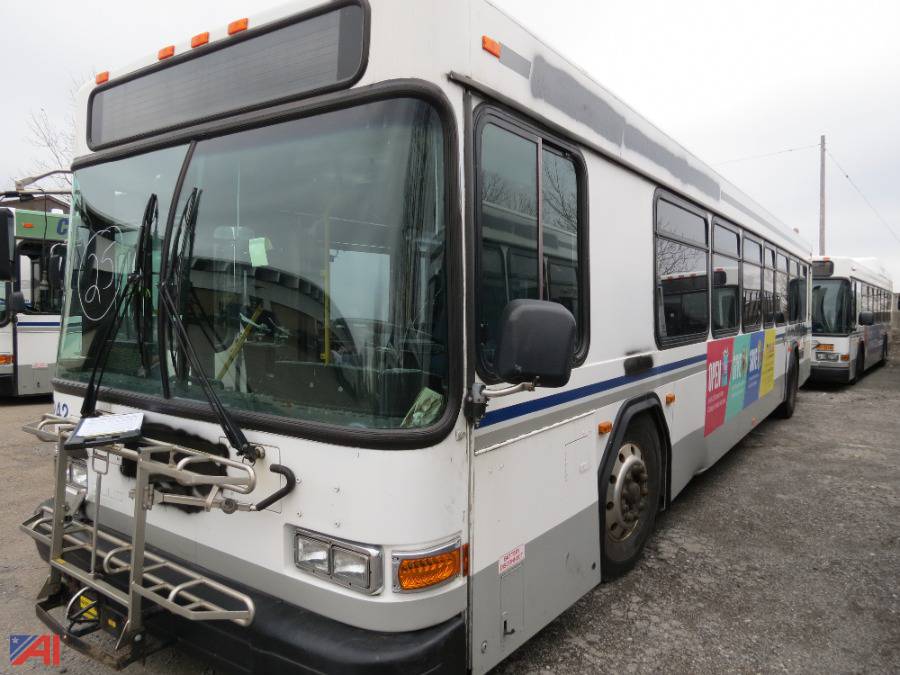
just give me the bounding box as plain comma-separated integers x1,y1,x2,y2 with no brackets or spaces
0,207,67,396
811,256,893,383
20,1,812,673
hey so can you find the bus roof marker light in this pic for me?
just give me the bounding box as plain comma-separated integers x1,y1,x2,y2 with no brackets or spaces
23,222,34,229
482,35,501,58
95,71,109,85
191,32,210,48
598,421,613,435
228,18,249,35
665,393,676,406
158,45,175,60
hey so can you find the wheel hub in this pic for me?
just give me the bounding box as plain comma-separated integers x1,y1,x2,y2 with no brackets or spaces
606,443,649,542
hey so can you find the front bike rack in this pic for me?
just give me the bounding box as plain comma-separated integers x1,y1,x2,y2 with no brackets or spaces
20,413,294,667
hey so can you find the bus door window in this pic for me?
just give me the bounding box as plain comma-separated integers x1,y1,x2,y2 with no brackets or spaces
478,122,538,370
542,147,579,326
654,196,709,345
476,115,585,376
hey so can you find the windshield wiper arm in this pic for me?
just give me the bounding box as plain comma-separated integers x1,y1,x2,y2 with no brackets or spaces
157,188,261,461
133,193,157,375
81,193,157,417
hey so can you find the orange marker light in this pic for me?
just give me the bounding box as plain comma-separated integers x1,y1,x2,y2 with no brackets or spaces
23,222,34,229
191,32,210,48
840,354,850,361
0,355,13,366
397,548,461,591
158,45,175,60
482,35,501,58
228,18,249,35
95,71,109,85
665,392,676,405
598,421,613,435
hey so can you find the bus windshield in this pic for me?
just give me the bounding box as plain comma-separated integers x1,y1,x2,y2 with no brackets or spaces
812,278,852,334
58,98,450,431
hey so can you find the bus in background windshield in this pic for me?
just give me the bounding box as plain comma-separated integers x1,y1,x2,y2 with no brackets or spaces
811,256,893,383
0,207,67,396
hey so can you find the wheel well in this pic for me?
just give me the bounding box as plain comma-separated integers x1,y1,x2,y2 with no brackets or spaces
603,394,673,512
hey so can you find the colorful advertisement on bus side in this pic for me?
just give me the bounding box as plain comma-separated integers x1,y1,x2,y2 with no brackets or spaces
704,328,776,436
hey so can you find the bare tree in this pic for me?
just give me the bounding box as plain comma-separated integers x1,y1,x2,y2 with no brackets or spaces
15,75,86,199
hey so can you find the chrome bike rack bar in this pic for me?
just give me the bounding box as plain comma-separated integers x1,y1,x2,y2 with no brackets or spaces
20,413,293,665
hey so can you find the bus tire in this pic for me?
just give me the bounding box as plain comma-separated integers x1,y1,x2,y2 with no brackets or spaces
775,353,799,419
600,415,661,581
851,347,865,383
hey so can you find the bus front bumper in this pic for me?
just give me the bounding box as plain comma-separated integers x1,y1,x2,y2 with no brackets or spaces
0,372,14,396
810,363,851,383
27,510,466,674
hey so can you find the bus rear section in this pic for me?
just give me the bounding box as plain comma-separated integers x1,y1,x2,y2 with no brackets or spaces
811,256,893,383
0,207,67,396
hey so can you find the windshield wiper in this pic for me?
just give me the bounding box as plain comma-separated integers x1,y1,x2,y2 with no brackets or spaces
133,193,157,376
81,194,157,417
158,188,262,461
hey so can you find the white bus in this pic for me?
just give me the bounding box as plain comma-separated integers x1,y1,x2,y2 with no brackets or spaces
0,207,68,396
21,1,812,672
811,256,893,383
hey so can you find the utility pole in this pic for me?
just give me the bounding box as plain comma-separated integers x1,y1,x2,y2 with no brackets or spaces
819,134,826,255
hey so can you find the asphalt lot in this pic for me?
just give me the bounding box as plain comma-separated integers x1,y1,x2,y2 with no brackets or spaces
1,345,898,674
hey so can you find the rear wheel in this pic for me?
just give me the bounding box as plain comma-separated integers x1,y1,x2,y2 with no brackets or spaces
600,417,661,580
775,354,799,418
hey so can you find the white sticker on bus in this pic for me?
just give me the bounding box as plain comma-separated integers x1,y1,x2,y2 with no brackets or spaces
499,544,525,575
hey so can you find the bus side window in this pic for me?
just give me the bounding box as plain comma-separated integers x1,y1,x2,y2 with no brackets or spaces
742,237,762,331
654,196,709,346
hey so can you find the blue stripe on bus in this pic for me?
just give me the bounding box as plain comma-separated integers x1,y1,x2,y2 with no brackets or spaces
16,321,60,327
478,353,707,429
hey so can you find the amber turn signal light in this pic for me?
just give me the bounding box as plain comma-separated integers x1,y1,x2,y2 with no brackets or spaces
396,546,461,591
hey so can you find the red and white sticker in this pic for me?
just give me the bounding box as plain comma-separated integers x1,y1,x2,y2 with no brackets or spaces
33,362,48,369
498,544,525,574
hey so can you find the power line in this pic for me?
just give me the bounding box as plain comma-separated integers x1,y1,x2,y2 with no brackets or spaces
827,150,900,246
713,143,819,167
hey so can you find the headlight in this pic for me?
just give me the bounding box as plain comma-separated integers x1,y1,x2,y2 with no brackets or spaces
67,458,88,488
293,528,383,594
332,546,370,588
295,534,331,575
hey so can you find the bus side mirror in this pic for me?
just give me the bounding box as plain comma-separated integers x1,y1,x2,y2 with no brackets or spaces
495,299,576,388
8,291,26,315
0,210,14,282
858,311,874,326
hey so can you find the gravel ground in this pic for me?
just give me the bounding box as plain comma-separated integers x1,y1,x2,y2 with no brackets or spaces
1,345,898,674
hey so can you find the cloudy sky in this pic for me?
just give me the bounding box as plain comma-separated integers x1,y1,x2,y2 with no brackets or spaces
3,0,899,284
